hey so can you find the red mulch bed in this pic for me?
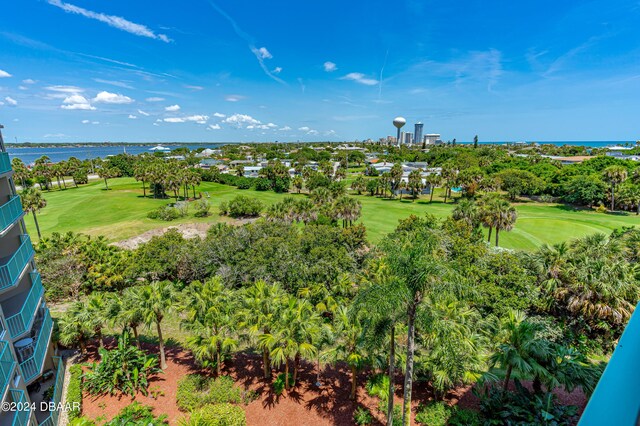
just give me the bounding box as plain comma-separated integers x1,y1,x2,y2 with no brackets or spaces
79,340,587,425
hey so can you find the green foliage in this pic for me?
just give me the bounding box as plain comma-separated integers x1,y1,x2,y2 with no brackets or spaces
478,381,578,426
84,331,161,396
194,198,211,217
254,177,272,191
219,195,264,217
448,408,483,426
147,204,183,221
179,403,246,426
105,402,168,426
353,407,373,425
377,400,402,425
365,374,389,400
67,364,83,420
415,402,453,426
272,373,294,395
177,375,244,412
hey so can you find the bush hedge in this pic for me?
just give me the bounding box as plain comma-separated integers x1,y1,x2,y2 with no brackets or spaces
182,403,246,426
219,195,263,218
176,375,244,412
67,364,83,420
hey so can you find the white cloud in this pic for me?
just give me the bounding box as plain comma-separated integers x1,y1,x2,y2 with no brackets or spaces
279,126,292,131
137,109,150,116
208,124,221,130
92,121,100,125
47,85,84,93
93,78,134,89
0,101,4,106
307,129,319,135
184,115,209,124
184,85,204,91
325,130,337,136
153,122,160,126
165,104,180,112
213,112,226,118
273,67,282,74
93,91,134,104
4,96,17,106
225,95,244,102
61,94,95,110
81,119,90,124
146,97,164,102
22,79,36,84
128,114,137,119
340,72,378,86
298,126,310,132
0,70,12,78
254,47,272,59
163,117,185,123
323,61,337,72
223,113,260,127
46,0,171,42
18,86,28,90
44,133,67,138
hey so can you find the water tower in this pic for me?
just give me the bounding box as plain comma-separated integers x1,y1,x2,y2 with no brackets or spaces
393,116,406,145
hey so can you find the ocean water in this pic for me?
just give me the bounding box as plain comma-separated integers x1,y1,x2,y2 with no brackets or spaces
6,144,223,165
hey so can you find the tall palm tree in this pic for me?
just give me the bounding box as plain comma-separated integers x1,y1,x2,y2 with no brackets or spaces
98,166,121,190
133,161,150,198
333,306,366,400
452,198,479,228
11,158,30,189
489,311,551,392
182,278,238,376
425,174,442,203
407,170,424,201
292,175,304,193
381,227,451,426
134,281,178,369
239,281,285,379
118,287,146,347
334,196,362,227
21,187,47,239
602,165,628,211
492,199,518,247
58,302,94,355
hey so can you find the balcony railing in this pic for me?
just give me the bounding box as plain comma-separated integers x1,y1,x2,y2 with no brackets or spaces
6,272,44,339
9,389,31,426
38,357,64,426
19,308,52,384
0,340,17,394
0,152,11,175
0,235,35,291
0,195,22,233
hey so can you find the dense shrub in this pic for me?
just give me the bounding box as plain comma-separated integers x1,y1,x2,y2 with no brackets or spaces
254,177,272,191
180,403,246,426
147,205,182,221
448,408,482,426
415,402,453,426
219,195,263,218
106,402,167,425
194,199,211,217
177,375,244,412
235,177,253,189
365,374,389,400
67,364,83,420
353,407,373,425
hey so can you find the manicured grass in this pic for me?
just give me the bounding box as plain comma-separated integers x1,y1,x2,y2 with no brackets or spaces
24,177,639,250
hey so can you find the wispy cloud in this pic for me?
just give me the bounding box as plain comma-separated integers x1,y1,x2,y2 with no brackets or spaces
138,109,150,116
93,78,134,89
145,97,164,102
225,94,245,102
128,114,137,119
0,69,12,78
206,1,285,85
208,124,221,130
323,62,337,72
184,85,204,91
340,72,379,86
4,96,17,106
46,0,171,43
213,112,226,118
165,104,180,112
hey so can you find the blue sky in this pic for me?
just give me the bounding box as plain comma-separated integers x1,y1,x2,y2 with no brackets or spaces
0,0,639,143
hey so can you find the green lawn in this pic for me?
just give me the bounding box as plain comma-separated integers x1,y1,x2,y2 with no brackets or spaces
24,177,639,250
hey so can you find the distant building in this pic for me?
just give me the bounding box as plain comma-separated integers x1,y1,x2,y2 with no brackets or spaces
401,132,413,145
414,123,423,146
424,134,441,145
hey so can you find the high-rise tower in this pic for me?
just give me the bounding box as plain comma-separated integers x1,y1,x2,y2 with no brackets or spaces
0,125,62,425
414,122,423,146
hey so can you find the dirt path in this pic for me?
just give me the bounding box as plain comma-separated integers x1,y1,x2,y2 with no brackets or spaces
110,222,213,250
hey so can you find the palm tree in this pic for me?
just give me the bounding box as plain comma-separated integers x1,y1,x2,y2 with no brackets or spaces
425,174,442,203
98,166,121,190
118,287,146,347
441,163,458,203
452,198,479,227
21,187,47,239
489,311,551,392
134,281,178,369
292,175,304,193
11,158,30,188
351,175,366,195
293,198,318,223
239,281,285,379
133,161,150,198
333,306,366,400
58,302,94,355
602,165,628,211
381,227,451,426
492,199,518,247
407,170,424,201
259,296,320,390
182,278,238,376
334,196,362,227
